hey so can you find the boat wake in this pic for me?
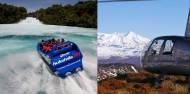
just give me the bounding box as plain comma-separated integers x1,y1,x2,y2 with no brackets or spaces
0,49,96,94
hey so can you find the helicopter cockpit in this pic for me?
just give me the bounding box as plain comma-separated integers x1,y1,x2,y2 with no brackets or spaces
141,36,190,76
141,38,176,66
150,39,175,56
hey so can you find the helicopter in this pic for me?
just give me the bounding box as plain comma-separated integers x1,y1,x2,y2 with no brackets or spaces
141,11,190,85
98,0,190,85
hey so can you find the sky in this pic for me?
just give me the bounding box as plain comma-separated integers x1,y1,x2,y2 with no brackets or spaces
98,0,189,39
0,0,89,12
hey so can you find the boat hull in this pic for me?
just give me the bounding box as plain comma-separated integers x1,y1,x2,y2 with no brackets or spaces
37,41,83,78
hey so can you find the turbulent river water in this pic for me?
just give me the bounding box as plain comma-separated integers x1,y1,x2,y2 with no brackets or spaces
0,17,97,94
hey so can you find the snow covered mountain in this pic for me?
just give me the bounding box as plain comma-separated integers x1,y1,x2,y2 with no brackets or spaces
98,31,150,67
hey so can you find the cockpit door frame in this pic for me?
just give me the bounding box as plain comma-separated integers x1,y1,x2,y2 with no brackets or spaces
158,39,176,63
145,39,165,63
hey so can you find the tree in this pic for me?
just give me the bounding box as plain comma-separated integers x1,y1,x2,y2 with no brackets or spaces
0,3,27,24
29,1,97,28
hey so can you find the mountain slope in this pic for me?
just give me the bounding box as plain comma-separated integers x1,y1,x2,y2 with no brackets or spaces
98,63,138,81
98,31,150,67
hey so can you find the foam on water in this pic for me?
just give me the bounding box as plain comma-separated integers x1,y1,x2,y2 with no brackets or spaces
18,17,43,25
0,17,96,37
0,17,97,94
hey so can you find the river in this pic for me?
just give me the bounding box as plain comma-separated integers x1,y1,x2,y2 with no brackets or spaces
0,17,97,94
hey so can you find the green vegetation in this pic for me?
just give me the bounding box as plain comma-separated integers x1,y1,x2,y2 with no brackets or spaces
0,1,97,28
0,3,27,24
98,72,189,94
29,1,97,28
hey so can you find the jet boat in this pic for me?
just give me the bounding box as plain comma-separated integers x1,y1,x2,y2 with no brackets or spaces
37,39,83,77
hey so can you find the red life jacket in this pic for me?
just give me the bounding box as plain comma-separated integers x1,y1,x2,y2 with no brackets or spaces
46,46,49,51
41,42,45,46
42,45,46,50
48,43,51,47
47,46,51,52
53,41,56,44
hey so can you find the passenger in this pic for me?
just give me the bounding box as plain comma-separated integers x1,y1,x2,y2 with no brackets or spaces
61,38,65,43
52,38,56,43
57,39,61,44
42,43,46,51
46,46,51,52
43,44,49,52
48,41,51,47
51,41,56,47
52,38,55,41
41,40,45,46
49,41,52,45
48,39,51,42
50,39,56,44
49,43,53,49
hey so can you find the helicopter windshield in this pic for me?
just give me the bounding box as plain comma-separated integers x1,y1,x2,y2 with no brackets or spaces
140,39,165,66
140,40,152,66
142,40,152,52
150,39,164,55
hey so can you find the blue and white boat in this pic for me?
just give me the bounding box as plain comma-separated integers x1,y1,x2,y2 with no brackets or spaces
37,39,83,77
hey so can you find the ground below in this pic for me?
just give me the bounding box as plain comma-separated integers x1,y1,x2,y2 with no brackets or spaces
98,72,190,94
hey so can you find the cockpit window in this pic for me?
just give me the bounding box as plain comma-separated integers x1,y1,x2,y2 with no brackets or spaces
163,40,175,55
149,39,164,55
